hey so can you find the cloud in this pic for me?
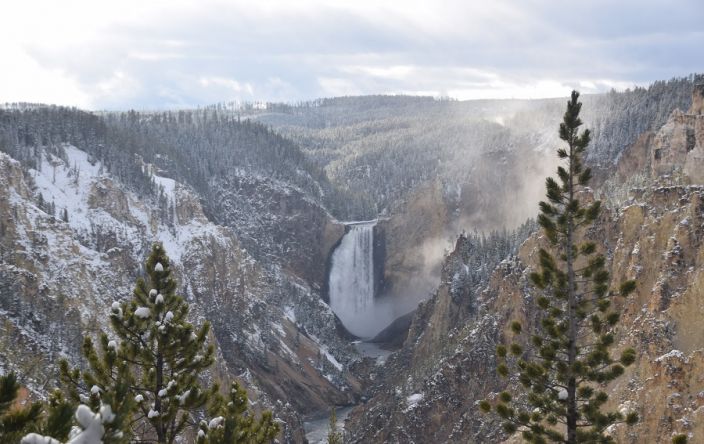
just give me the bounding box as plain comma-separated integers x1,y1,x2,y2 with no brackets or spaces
0,46,91,107
1,0,703,108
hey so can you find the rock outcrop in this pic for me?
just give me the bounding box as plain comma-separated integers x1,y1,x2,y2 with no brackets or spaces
377,179,450,302
208,173,345,290
649,84,704,183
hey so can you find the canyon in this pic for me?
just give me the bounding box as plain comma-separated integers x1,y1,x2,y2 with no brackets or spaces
1,76,703,442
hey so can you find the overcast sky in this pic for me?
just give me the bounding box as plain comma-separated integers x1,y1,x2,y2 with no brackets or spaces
1,0,702,109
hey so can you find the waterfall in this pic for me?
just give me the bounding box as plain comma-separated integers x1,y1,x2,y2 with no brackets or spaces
328,221,376,338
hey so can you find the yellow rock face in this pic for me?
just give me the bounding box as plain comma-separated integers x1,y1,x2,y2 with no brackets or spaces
522,185,704,443
649,85,704,184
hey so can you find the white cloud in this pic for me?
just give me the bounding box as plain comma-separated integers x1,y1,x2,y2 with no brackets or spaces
128,52,186,61
0,46,91,107
199,76,243,92
341,65,415,80
318,77,364,97
0,0,701,108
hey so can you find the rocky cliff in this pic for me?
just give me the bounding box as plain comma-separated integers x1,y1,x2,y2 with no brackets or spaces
0,145,355,442
345,85,704,444
650,84,704,183
208,172,345,290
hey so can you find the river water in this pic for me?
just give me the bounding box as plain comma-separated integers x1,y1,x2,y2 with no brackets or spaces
303,406,354,443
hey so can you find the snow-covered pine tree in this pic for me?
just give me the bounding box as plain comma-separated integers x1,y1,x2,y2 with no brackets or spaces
112,243,220,442
480,91,638,443
61,243,219,443
59,333,135,444
110,243,218,443
59,243,278,443
196,382,279,444
2,375,77,443
22,400,125,444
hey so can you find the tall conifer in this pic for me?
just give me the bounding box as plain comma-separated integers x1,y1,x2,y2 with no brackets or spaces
36,243,277,443
60,244,218,443
480,91,638,443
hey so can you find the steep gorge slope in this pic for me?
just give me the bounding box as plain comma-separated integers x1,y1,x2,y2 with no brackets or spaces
0,140,356,442
345,84,704,443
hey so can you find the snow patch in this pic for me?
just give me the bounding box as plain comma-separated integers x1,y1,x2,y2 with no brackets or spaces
283,306,296,323
319,345,343,371
134,307,151,319
208,416,225,429
21,435,61,444
405,393,424,411
153,175,176,203
656,349,687,363
178,390,191,405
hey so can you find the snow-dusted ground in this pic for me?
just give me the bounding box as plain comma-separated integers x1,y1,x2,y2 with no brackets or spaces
30,145,223,266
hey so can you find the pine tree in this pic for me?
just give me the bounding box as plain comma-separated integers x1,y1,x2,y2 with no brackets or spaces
59,333,136,444
0,372,42,442
59,243,277,443
22,400,124,444
3,377,78,444
196,382,279,444
326,407,342,444
18,390,76,443
480,91,638,443
112,243,218,443
61,243,217,443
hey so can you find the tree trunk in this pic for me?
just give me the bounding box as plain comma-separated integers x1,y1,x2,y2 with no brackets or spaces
566,141,578,444
155,350,165,443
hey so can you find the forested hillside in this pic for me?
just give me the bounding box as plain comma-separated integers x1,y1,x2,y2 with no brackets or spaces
0,106,349,276
241,75,700,220
0,106,329,212
4,75,697,225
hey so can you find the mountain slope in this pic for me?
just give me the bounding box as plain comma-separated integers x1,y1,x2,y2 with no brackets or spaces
0,142,357,442
345,83,704,443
